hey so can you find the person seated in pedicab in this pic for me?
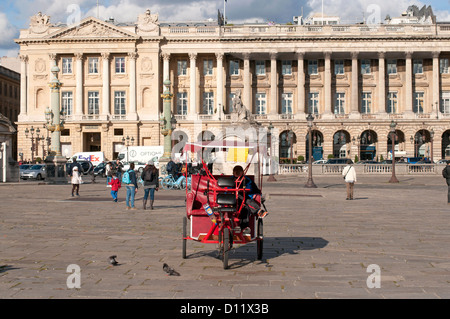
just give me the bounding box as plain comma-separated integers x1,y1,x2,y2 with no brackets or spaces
232,165,269,228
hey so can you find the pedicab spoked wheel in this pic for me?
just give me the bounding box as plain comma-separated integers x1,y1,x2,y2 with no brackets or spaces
222,228,231,269
182,216,187,259
257,218,263,260
161,176,173,190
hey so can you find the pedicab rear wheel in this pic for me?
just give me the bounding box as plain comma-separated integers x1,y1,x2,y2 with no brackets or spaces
182,216,187,259
257,218,263,260
222,228,230,269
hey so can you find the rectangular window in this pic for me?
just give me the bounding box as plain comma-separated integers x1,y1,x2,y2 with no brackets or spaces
281,93,293,114
308,92,319,114
282,60,292,75
441,92,450,114
334,92,345,114
203,59,213,76
413,92,424,113
387,92,398,114
61,91,73,115
88,57,99,74
255,93,266,114
361,60,371,75
308,60,318,75
115,57,125,74
230,60,239,76
255,60,265,75
413,59,423,74
361,92,372,114
177,92,188,115
334,60,345,75
62,58,73,74
88,91,100,115
177,60,187,76
387,59,397,75
203,92,214,115
440,58,449,74
114,91,126,115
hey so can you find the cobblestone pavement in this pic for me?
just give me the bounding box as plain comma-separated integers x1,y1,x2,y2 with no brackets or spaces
0,174,449,299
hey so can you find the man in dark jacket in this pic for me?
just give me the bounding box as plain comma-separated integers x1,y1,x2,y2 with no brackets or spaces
443,162,450,204
68,157,82,177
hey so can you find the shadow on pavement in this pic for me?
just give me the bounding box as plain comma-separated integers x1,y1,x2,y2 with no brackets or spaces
184,237,329,269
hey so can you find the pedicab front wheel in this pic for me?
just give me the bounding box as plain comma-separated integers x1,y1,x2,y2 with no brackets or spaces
257,218,263,260
182,216,187,259
222,227,230,269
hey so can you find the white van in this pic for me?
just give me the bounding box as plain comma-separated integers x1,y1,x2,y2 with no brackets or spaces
70,152,105,166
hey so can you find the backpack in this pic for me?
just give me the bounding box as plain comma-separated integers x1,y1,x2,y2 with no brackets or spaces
443,167,449,179
144,169,153,182
122,170,132,184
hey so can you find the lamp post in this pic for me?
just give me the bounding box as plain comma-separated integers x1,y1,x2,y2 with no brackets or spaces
389,120,399,183
267,122,276,182
160,79,174,161
24,126,36,162
430,128,434,163
44,62,67,183
305,113,317,188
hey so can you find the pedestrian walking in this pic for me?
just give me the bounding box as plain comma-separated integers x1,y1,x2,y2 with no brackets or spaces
342,159,357,200
442,161,450,204
109,172,121,202
122,162,138,210
115,159,123,181
106,162,112,187
141,160,159,210
71,166,83,197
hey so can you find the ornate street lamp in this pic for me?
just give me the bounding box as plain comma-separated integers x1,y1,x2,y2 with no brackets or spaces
267,122,276,182
305,113,317,188
389,120,399,183
160,79,174,160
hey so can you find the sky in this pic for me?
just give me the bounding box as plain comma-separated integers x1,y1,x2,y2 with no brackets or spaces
0,0,449,57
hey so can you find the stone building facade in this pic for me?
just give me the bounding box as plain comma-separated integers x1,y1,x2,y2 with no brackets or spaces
15,10,450,162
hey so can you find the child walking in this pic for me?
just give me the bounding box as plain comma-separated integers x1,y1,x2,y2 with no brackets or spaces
109,172,121,202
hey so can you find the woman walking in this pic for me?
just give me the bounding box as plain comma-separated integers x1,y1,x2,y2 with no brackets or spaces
342,160,357,200
141,160,159,210
71,166,82,197
123,162,138,210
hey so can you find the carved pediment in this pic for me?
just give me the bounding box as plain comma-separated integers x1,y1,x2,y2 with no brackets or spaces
47,17,137,40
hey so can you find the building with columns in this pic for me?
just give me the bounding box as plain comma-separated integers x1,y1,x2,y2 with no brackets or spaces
15,9,450,163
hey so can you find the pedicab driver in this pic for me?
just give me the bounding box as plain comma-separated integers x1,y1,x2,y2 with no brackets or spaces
232,165,269,230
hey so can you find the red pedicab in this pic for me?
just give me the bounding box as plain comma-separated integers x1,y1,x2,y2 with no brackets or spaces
182,140,266,269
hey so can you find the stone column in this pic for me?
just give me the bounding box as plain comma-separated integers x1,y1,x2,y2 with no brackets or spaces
189,52,197,117
128,52,138,120
350,52,360,119
75,53,83,119
323,52,333,118
404,51,414,116
18,55,28,121
101,53,110,118
243,53,251,112
216,52,224,119
378,52,387,116
270,51,278,115
296,51,305,116
432,51,440,117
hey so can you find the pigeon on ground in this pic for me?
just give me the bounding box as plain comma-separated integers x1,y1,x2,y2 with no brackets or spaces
163,263,180,276
109,255,119,266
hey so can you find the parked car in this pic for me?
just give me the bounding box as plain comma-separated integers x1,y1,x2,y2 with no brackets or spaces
65,161,94,175
21,164,46,180
19,164,32,179
122,161,146,174
313,159,327,165
93,161,119,177
356,160,379,164
326,158,352,164
436,159,449,164
380,160,392,164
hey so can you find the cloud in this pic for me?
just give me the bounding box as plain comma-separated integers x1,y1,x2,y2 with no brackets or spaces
0,12,19,50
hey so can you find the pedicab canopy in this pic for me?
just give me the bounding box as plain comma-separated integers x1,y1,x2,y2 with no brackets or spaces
182,140,267,187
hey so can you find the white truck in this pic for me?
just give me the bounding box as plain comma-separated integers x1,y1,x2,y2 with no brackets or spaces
117,146,164,167
70,152,105,167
